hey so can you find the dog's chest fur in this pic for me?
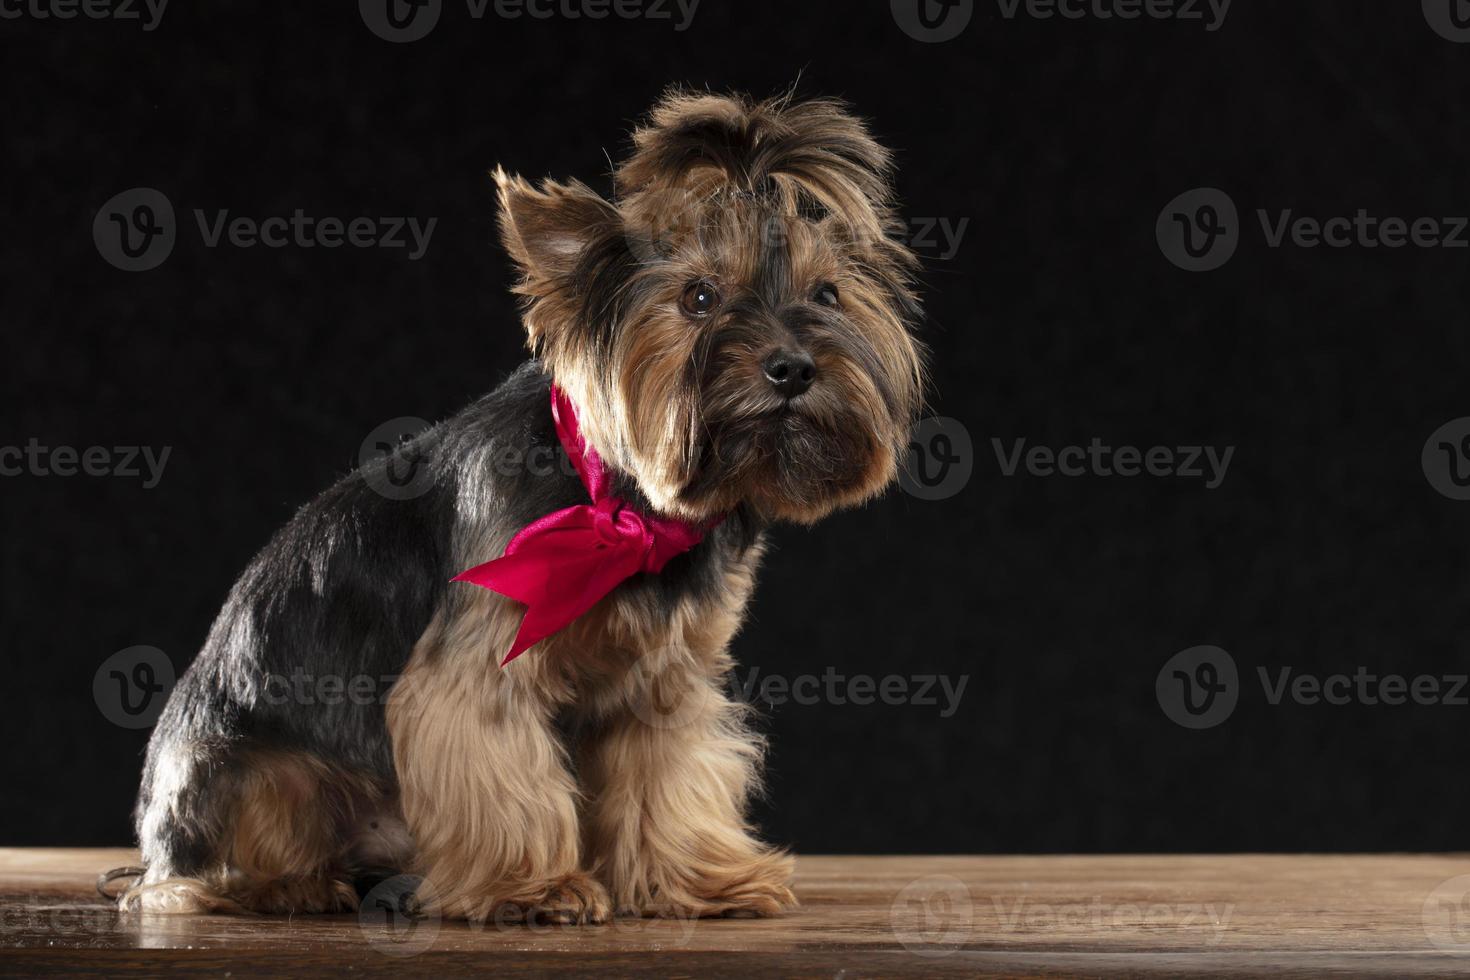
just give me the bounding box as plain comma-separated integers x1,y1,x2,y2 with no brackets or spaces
397,361,766,714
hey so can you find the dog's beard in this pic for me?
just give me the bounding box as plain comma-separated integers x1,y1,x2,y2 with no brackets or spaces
676,386,895,523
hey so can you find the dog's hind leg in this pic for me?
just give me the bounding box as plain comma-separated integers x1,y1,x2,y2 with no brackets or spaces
123,744,370,915
121,737,241,914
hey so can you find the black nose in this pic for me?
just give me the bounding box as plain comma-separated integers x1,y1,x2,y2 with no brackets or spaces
762,349,817,399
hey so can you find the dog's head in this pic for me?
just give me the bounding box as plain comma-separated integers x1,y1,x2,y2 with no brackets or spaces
496,89,925,523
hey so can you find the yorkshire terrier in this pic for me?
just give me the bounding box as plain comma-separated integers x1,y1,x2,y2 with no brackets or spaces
120,88,925,923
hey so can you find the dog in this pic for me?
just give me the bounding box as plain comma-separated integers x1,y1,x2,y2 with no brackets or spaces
119,88,925,924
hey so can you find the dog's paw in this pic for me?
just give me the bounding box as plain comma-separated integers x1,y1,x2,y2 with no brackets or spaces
641,852,798,919
518,872,613,926
442,872,612,926
118,878,245,915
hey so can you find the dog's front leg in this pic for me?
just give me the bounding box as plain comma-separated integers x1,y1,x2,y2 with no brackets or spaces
582,653,796,919
387,610,609,924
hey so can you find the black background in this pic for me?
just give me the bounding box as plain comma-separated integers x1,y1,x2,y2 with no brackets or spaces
5,0,1469,854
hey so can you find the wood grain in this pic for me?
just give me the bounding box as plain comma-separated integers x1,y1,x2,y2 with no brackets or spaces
4,849,1470,976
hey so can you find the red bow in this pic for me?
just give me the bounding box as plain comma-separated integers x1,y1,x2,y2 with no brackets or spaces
452,386,712,665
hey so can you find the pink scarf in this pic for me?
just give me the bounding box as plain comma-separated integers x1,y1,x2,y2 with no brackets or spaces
453,386,712,664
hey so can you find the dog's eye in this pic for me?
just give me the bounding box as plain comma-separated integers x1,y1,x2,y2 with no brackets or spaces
814,283,840,308
681,280,721,317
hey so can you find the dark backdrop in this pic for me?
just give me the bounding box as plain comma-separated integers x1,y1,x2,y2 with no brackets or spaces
4,0,1469,853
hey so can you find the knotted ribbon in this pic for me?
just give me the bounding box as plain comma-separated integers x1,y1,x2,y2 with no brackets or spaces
452,386,711,665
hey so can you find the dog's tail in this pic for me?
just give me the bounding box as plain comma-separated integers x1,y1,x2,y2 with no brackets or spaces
97,865,147,901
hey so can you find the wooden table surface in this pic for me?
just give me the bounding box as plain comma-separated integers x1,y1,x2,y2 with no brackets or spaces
5,850,1470,976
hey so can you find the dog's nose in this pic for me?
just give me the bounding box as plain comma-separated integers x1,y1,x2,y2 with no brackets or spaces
762,349,816,399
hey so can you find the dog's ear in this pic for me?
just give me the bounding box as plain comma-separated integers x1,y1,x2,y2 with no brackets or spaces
494,166,619,288
494,167,625,354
